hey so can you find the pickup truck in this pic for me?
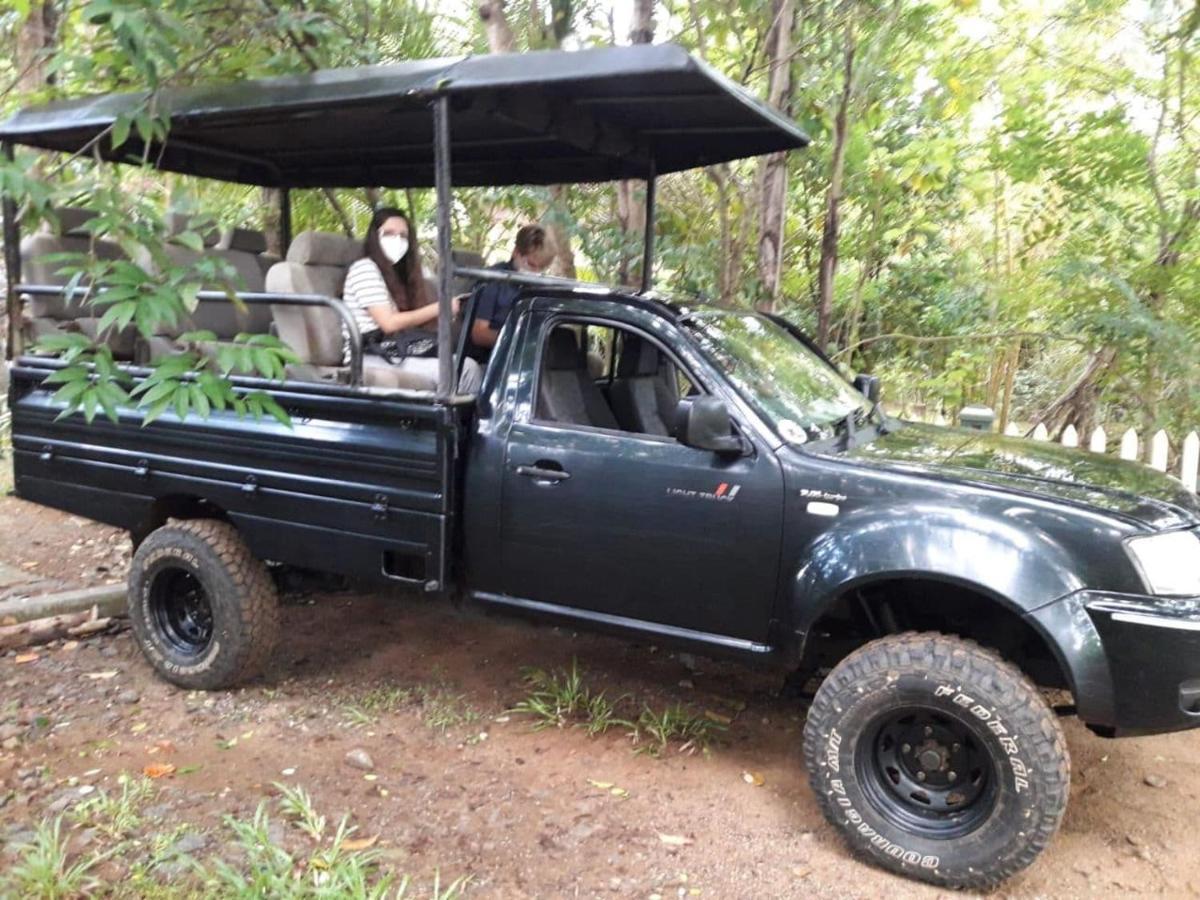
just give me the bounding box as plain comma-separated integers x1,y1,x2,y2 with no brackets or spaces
6,43,1200,891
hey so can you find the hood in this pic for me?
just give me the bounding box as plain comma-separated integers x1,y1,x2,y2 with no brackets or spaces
840,422,1200,530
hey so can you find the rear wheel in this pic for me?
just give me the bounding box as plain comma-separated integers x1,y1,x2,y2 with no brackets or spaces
802,631,1070,890
128,519,279,689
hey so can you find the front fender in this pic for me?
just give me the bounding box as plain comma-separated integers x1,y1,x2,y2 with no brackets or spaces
793,502,1085,619
786,501,1116,724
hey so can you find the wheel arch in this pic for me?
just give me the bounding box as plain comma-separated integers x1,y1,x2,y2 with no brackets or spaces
795,572,1079,701
132,494,231,547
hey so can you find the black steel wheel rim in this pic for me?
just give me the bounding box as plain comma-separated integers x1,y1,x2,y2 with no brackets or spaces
149,568,214,657
856,705,999,840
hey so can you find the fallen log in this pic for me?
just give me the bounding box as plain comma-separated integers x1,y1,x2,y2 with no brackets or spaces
0,609,92,651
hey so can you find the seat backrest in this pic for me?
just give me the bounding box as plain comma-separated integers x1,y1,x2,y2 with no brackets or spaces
142,218,269,338
19,206,126,319
266,230,361,367
450,248,486,296
609,333,680,436
537,328,618,430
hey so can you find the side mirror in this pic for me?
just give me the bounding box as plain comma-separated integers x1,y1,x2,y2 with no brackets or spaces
675,397,744,455
853,373,880,404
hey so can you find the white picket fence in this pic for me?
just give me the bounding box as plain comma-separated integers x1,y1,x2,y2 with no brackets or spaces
926,412,1200,492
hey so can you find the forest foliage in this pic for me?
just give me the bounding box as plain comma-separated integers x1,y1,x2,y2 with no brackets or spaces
1,0,1198,434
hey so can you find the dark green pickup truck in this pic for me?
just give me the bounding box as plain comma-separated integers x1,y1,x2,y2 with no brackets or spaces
6,44,1200,891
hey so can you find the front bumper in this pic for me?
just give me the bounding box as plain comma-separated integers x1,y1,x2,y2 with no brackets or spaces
1032,590,1200,736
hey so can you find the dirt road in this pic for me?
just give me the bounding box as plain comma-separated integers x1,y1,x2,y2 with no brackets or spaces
1,494,1198,898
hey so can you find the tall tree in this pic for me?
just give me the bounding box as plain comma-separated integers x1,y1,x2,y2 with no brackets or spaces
755,0,796,312
616,0,655,288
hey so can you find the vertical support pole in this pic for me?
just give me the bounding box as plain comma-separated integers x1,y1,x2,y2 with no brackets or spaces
279,187,293,255
640,160,657,294
433,94,454,401
3,141,22,360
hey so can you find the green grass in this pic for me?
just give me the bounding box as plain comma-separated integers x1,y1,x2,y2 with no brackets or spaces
415,685,481,733
340,683,414,728
509,659,628,735
1,782,471,899
1,816,107,899
509,660,726,756
70,774,156,839
628,703,724,757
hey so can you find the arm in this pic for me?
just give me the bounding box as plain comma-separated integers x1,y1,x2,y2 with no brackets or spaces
471,317,499,348
368,301,439,335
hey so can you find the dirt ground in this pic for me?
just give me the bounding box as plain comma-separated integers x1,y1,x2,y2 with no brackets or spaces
2,493,1200,898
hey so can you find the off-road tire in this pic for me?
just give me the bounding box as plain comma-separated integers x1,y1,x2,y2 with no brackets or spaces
128,519,280,689
802,631,1070,890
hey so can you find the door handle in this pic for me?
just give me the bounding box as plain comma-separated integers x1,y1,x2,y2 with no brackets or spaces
516,464,571,483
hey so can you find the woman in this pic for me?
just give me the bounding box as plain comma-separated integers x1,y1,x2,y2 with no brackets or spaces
343,207,481,393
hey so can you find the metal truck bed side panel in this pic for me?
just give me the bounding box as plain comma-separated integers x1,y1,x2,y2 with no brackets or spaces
8,362,461,589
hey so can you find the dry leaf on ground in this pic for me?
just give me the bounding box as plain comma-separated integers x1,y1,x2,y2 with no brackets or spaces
742,771,765,786
144,763,176,778
342,834,379,851
658,833,693,847
14,653,39,664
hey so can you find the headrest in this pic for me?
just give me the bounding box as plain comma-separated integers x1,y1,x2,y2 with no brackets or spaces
51,206,98,237
452,248,485,269
287,230,362,268
219,227,268,255
617,334,661,377
545,328,584,371
167,212,220,247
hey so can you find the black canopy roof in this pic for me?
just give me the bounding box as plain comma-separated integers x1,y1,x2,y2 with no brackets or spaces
0,43,809,188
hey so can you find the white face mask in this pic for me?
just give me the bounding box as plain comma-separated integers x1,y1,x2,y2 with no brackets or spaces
380,234,409,264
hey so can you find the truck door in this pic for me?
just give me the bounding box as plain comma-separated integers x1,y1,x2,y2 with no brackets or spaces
493,309,784,647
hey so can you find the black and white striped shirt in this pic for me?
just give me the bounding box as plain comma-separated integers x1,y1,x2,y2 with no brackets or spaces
343,258,394,336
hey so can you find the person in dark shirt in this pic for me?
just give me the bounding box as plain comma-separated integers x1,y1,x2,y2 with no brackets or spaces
469,224,555,353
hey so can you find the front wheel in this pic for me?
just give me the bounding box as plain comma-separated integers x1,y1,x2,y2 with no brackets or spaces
128,519,280,689
802,632,1070,890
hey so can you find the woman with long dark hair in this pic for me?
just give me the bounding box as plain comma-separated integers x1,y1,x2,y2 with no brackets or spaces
343,207,480,392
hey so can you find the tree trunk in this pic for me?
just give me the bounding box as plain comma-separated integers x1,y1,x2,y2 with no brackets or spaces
5,2,60,361
816,31,856,350
261,188,284,257
546,184,576,279
707,165,734,301
755,0,796,312
478,1,516,53
616,0,655,287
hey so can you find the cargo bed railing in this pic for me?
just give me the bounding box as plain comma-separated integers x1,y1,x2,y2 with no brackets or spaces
15,284,363,386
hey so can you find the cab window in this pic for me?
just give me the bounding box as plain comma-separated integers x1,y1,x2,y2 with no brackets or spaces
534,321,690,437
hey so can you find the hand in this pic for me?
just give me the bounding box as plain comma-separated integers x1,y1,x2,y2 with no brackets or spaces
451,294,467,317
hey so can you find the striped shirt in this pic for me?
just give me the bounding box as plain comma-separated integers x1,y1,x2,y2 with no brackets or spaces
343,258,394,337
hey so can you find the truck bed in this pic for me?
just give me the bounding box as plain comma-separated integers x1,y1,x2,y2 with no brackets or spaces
7,358,467,591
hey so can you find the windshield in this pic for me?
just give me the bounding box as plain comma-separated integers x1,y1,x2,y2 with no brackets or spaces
683,311,868,443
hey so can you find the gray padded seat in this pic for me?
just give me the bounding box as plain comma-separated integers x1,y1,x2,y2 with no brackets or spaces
609,334,680,436
137,215,270,363
537,328,618,429
265,231,432,391
19,206,136,358
219,226,278,278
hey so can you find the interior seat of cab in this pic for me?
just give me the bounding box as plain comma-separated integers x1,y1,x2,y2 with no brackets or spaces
19,206,136,359
608,333,680,436
537,328,619,429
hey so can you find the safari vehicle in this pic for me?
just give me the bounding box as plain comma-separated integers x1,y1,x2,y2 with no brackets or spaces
4,43,1200,891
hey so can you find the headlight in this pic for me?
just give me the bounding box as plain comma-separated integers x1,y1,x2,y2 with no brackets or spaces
1126,531,1200,596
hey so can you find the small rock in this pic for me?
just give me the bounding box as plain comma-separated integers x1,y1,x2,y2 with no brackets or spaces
1144,774,1167,788
1,737,19,751
345,748,375,771
117,690,140,705
0,724,22,742
100,646,119,659
167,832,210,856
